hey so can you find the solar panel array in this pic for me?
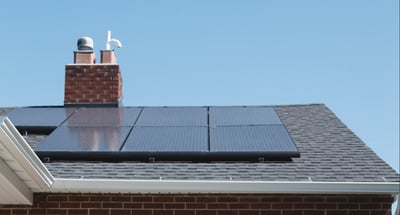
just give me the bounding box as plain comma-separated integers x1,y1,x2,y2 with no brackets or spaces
7,106,299,161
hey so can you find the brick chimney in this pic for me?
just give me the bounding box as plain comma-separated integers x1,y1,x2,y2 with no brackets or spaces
64,37,122,107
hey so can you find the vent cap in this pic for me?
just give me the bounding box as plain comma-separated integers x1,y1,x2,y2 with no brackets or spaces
77,37,94,51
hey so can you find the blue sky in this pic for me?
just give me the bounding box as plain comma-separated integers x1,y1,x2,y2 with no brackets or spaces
0,0,398,176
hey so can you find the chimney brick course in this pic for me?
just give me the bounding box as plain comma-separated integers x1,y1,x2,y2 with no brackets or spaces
65,47,122,107
64,64,122,106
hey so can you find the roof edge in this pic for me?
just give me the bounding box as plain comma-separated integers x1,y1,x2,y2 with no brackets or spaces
0,117,54,204
0,115,398,201
51,179,400,195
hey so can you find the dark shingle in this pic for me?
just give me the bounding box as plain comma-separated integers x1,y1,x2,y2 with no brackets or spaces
0,108,12,116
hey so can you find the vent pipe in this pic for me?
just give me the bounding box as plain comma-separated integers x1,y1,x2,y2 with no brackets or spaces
105,30,122,50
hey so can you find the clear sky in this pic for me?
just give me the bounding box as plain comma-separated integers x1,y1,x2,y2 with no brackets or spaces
0,0,398,175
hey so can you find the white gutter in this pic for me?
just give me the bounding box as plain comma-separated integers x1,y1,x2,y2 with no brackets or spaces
0,117,54,204
0,117,54,190
52,178,400,194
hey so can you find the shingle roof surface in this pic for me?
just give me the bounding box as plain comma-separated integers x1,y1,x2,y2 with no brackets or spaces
1,104,399,182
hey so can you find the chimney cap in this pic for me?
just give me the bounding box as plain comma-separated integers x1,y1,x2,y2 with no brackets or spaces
77,37,94,51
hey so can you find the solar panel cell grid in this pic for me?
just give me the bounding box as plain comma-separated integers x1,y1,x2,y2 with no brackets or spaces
135,107,208,126
209,107,282,126
122,127,208,152
210,125,298,152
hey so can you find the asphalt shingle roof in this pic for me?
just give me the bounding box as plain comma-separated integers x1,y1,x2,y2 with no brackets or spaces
1,104,399,182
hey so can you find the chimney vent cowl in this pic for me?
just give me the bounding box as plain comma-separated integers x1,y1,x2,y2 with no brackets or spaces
77,37,94,51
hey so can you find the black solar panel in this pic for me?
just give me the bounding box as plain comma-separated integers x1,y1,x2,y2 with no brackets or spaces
210,125,298,152
7,107,76,127
62,107,141,126
7,107,76,134
122,127,208,152
209,106,282,126
36,126,131,152
136,107,207,126
11,106,299,161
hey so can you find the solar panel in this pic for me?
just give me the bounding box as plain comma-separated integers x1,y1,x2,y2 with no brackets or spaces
7,107,76,127
27,106,300,161
36,126,131,152
136,107,207,126
210,125,298,152
209,107,282,126
122,127,208,152
62,107,141,126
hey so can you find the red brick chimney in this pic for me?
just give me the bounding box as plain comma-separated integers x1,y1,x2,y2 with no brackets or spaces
64,37,122,107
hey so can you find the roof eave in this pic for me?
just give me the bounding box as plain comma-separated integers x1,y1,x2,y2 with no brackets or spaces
0,116,54,205
0,158,33,205
0,115,398,206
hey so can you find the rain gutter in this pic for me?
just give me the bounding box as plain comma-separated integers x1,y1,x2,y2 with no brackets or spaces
52,178,399,195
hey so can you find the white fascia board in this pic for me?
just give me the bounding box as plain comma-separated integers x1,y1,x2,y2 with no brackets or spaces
0,117,53,191
52,179,400,195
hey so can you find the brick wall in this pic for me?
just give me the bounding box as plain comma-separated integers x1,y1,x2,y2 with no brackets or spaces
64,64,122,105
0,193,394,215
